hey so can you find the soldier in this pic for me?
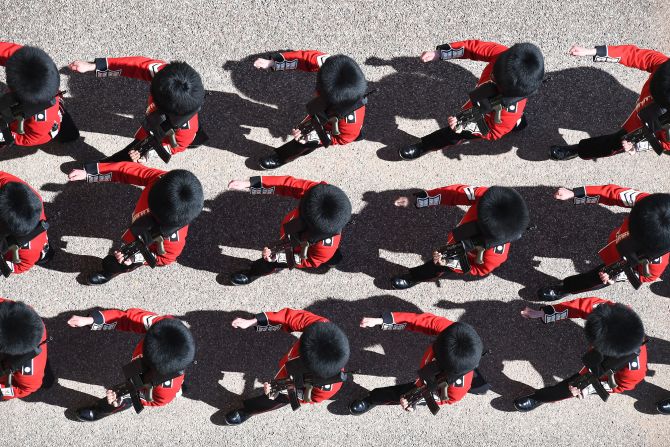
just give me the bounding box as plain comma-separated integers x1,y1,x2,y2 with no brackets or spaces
67,163,204,285
349,312,483,414
537,185,670,301
224,308,350,425
0,299,50,400
390,184,529,289
0,172,53,275
253,50,368,169
399,40,544,160
68,54,206,163
551,44,670,160
0,41,79,147
228,175,351,285
67,308,195,421
514,297,646,411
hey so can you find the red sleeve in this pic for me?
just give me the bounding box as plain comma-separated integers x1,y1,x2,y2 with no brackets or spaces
595,45,669,73
250,175,323,199
276,50,331,72
575,185,650,208
419,185,488,208
0,41,22,65
255,308,328,333
89,308,172,334
85,162,165,187
440,40,508,63
6,232,48,274
611,347,647,393
544,297,614,321
133,113,199,156
95,56,168,82
466,244,509,276
387,312,453,336
328,106,366,146
443,370,474,405
141,375,184,406
637,254,668,282
8,100,62,147
294,235,341,269
120,225,188,267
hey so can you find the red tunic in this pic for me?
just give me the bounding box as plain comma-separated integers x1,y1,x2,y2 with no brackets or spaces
574,184,668,281
0,298,48,400
89,308,184,406
84,162,188,266
250,176,341,268
417,184,510,276
93,56,199,156
275,50,366,146
255,308,342,403
437,40,527,140
593,45,670,152
383,312,473,405
0,41,63,147
541,297,647,393
0,172,49,274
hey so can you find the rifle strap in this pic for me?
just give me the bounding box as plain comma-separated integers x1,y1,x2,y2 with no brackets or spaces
303,384,314,403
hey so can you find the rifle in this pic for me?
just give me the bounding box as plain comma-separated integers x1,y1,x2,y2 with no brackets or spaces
569,349,640,402
267,358,355,411
0,91,58,146
296,91,373,148
128,109,198,163
118,215,179,269
113,358,182,414
0,221,49,278
437,241,473,274
600,257,643,290
267,217,312,269
454,82,503,135
622,102,670,155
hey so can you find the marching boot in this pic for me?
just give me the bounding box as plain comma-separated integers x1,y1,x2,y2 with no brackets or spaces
224,409,251,425
86,271,117,286
259,153,284,170
513,395,543,412
536,284,569,301
349,397,375,415
549,144,579,160
399,142,428,160
391,275,417,290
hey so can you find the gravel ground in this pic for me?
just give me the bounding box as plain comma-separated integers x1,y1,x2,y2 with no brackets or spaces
2,1,670,446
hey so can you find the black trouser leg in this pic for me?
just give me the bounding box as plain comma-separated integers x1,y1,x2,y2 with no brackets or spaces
562,265,610,294
189,126,209,147
367,382,416,405
246,258,285,277
241,393,290,416
55,107,80,143
101,254,139,276
577,129,627,159
325,249,343,266
408,261,457,282
530,374,579,403
420,127,478,151
102,140,137,162
274,140,321,163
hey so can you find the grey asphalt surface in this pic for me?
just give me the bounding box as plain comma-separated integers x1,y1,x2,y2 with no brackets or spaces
2,1,670,446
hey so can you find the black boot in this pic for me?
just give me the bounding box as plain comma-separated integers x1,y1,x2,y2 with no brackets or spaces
392,275,416,290
657,398,670,415
550,144,579,160
513,395,543,412
188,127,209,148
259,153,284,170
399,142,427,160
87,271,117,285
224,409,250,425
35,245,55,266
349,397,375,415
231,271,256,286
536,284,569,301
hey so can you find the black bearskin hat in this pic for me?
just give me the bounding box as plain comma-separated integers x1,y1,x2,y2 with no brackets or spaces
650,60,670,109
628,193,670,257
150,61,205,117
0,182,42,237
299,184,352,237
316,55,367,109
0,301,43,356
300,322,350,378
148,170,204,229
433,322,483,376
143,318,196,376
493,43,545,97
585,303,644,358
477,186,529,244
6,46,59,105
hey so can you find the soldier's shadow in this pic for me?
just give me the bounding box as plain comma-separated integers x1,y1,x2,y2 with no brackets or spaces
39,181,140,282
178,189,336,283
336,186,626,297
208,295,429,423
